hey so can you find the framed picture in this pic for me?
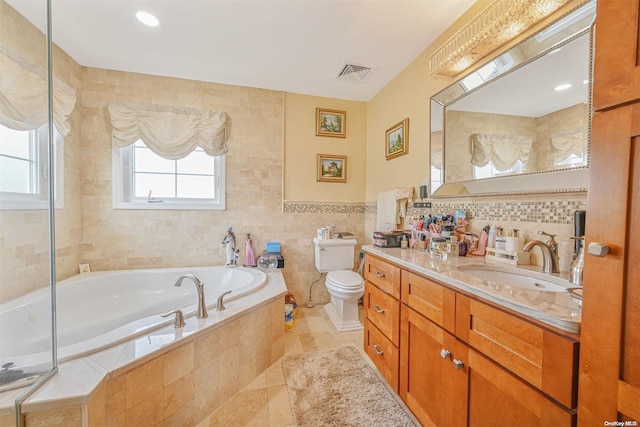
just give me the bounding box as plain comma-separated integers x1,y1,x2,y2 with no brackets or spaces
385,118,409,160
316,108,346,138
317,154,347,183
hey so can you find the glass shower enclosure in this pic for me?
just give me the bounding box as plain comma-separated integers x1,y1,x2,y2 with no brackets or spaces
0,0,58,424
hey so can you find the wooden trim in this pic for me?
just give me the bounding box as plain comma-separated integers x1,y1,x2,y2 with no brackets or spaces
618,380,640,420
578,105,635,425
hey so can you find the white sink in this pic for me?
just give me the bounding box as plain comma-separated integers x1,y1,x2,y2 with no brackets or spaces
457,264,575,292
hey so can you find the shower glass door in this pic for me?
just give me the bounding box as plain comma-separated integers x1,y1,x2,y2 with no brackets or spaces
0,0,57,420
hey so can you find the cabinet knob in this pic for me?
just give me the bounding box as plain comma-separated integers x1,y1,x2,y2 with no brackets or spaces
373,305,385,313
374,271,386,278
452,359,464,370
373,344,384,355
588,242,610,257
440,349,451,359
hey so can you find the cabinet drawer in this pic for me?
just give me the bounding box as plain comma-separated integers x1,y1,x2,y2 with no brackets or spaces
401,270,456,333
364,318,399,392
364,255,400,299
365,281,400,346
456,295,578,409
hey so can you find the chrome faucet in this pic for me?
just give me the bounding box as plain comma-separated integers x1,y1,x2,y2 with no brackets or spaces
174,274,208,319
523,231,560,274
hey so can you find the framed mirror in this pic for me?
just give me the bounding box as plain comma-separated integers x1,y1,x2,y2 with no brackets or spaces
430,0,596,198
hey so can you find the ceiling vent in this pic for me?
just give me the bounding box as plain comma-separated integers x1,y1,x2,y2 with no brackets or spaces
335,63,373,83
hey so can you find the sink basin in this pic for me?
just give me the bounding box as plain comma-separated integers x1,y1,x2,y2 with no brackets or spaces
457,264,575,292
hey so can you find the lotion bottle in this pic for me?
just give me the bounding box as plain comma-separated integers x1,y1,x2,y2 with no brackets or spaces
487,225,497,249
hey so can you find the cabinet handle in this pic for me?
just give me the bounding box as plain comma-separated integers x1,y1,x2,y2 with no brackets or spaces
440,349,451,359
452,359,464,370
373,305,385,313
374,271,386,278
588,242,610,257
373,344,384,355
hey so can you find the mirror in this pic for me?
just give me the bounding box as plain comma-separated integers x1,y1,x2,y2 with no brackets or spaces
430,0,596,198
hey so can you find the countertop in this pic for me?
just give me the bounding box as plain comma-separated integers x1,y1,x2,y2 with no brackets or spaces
362,245,581,334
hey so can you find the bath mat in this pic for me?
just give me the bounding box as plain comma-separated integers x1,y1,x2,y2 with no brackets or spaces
282,346,416,427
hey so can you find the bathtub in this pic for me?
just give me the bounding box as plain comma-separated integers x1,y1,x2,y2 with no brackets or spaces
0,265,267,369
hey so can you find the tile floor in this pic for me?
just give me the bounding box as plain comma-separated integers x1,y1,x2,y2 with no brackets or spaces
196,304,374,427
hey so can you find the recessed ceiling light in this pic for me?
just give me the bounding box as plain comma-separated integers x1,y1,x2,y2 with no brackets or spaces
136,11,160,27
555,83,572,91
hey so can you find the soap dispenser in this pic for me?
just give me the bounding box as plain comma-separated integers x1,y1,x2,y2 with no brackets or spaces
569,237,585,286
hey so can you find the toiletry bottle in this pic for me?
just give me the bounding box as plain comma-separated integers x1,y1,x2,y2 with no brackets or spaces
487,225,497,248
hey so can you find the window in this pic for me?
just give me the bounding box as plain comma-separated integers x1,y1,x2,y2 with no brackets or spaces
0,124,63,210
474,160,525,179
113,140,225,210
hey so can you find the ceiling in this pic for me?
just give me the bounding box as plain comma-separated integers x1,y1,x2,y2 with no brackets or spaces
7,0,476,102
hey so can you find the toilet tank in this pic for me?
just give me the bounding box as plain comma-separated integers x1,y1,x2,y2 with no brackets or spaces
313,237,357,272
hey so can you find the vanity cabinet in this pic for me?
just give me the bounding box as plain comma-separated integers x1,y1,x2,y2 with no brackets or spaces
364,253,579,426
363,256,401,391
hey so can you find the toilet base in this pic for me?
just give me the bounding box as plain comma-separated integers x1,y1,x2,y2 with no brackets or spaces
324,299,363,332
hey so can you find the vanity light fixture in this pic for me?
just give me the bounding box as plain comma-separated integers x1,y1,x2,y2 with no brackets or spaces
136,11,160,27
428,0,588,78
555,83,572,91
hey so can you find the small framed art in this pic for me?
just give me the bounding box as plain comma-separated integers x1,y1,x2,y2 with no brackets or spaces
316,108,346,138
385,118,409,160
317,154,347,183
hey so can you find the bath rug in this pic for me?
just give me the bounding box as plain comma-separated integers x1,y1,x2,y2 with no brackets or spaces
282,346,417,427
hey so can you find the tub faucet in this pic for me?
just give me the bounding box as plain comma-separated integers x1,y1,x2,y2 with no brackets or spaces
523,231,560,274
174,274,208,319
215,290,233,311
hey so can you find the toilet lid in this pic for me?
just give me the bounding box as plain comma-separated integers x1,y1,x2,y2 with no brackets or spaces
326,271,364,288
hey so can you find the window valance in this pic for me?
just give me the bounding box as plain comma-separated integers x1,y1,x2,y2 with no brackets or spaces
551,127,587,164
0,44,77,136
108,101,228,159
470,133,533,171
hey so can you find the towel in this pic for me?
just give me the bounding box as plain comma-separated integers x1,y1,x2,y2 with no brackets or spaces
394,187,414,224
376,190,397,231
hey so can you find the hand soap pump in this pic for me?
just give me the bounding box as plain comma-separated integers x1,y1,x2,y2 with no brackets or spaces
570,237,585,286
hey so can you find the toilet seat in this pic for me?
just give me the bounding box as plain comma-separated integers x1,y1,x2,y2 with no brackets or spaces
326,271,364,289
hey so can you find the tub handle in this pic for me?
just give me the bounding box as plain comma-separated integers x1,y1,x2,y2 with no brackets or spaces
161,309,186,328
215,290,233,311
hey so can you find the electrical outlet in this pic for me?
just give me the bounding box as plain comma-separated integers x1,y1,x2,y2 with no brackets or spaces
414,202,432,208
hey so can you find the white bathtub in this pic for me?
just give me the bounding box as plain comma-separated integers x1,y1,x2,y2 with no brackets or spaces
0,266,267,368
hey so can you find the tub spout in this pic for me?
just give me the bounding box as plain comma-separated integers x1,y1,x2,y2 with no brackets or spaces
174,274,208,319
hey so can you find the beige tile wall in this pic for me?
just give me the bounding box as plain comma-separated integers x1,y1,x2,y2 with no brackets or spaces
0,1,84,303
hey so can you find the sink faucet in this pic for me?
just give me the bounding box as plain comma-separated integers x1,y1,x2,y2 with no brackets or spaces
174,274,208,319
523,231,560,274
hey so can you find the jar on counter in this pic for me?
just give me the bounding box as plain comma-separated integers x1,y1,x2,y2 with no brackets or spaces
430,237,448,260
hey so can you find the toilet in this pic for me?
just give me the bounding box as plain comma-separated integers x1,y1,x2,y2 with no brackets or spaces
313,237,364,332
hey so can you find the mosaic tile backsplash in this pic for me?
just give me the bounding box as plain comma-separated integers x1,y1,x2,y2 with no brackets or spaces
405,198,588,225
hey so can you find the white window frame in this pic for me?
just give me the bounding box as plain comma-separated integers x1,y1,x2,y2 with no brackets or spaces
112,141,226,210
0,124,64,210
473,160,525,179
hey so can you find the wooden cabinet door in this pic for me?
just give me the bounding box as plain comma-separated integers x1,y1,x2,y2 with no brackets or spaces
592,0,640,110
467,349,576,427
578,102,640,424
400,305,467,427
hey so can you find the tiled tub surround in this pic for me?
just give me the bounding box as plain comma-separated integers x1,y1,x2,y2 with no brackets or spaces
362,245,582,333
0,271,287,427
